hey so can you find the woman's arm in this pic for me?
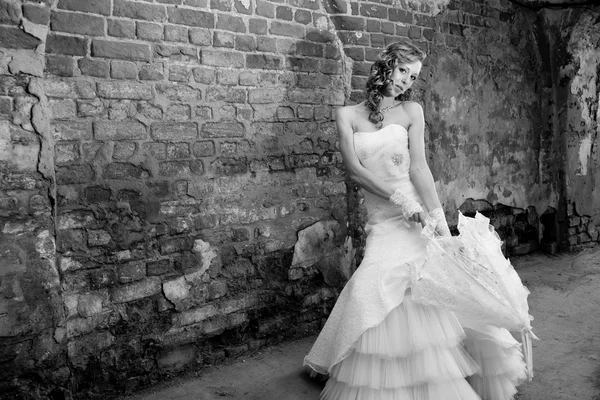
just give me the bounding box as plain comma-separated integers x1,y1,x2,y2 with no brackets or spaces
405,102,443,213
337,106,396,200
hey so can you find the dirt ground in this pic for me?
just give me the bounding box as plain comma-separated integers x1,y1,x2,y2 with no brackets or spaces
122,247,600,400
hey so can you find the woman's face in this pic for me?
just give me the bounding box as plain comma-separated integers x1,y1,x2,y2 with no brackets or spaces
382,60,422,98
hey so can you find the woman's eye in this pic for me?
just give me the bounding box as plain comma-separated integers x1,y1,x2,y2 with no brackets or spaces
411,76,416,81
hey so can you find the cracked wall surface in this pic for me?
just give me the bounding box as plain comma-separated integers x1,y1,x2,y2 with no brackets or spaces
0,0,597,398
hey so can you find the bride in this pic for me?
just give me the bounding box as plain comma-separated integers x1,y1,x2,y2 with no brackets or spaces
303,39,527,399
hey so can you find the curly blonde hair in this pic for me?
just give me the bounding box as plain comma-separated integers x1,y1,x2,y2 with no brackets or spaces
365,39,427,127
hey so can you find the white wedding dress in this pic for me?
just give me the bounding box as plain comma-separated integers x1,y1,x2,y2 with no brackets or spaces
303,124,527,400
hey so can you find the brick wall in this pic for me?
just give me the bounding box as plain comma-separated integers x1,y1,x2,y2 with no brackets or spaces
0,0,592,398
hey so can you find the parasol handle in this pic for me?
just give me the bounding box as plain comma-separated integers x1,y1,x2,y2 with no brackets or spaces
521,327,539,381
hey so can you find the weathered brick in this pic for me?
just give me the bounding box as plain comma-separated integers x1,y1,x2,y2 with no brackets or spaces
108,19,135,38
156,82,201,101
88,229,112,246
154,43,198,61
408,25,421,39
269,21,304,38
55,142,79,163
0,97,12,115
110,60,138,79
137,21,164,41
189,28,211,45
168,7,214,27
234,0,251,14
206,87,246,103
360,3,387,18
113,142,136,161
117,261,146,283
45,55,75,77
248,89,284,104
255,0,274,18
78,58,109,78
92,39,152,62
143,142,167,159
193,141,215,157
330,15,365,31
211,0,231,11
214,31,234,48
169,65,191,82
0,26,41,49
200,49,244,68
56,164,94,184
257,37,277,53
201,122,245,138
246,54,283,70
94,121,147,140
172,304,218,326
389,8,413,23
50,99,76,119
195,105,212,119
53,121,91,141
296,41,324,57
165,24,188,42
104,162,146,179
287,57,319,73
114,0,167,22
158,160,190,177
235,35,257,52
295,9,312,24
216,70,239,86
216,13,246,32
139,63,164,80
58,0,111,15
166,104,191,121
23,3,50,25
249,18,267,35
97,82,152,100
321,59,342,75
289,0,318,10
111,277,161,303
46,34,88,57
276,5,293,20
51,10,105,36
151,122,198,141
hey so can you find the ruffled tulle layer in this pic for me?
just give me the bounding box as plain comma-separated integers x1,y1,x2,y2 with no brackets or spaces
320,294,481,400
464,331,527,400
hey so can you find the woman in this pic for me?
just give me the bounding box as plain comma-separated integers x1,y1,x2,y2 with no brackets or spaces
303,39,527,399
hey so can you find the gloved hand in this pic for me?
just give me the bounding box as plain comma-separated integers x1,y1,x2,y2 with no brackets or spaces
429,207,451,237
389,189,424,221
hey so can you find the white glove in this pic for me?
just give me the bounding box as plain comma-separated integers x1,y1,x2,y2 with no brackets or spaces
389,189,424,220
429,207,451,237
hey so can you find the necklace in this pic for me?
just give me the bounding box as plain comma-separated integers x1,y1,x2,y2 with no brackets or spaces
380,101,400,113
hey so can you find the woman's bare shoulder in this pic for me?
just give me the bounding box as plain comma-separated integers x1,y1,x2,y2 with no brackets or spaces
336,102,365,119
400,101,423,115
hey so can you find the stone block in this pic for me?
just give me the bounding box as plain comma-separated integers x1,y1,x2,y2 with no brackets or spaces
139,63,164,80
117,261,146,283
249,88,285,104
216,13,245,32
296,40,324,57
110,60,138,79
108,18,135,38
193,140,215,157
137,21,164,41
143,142,167,159
78,58,109,78
88,229,112,246
113,142,136,159
160,236,192,254
0,0,22,25
92,39,152,62
55,142,79,163
151,122,198,141
160,160,193,177
212,0,231,11
206,86,246,103
51,10,105,36
111,276,161,303
255,0,274,18
169,65,190,82
52,120,90,141
77,99,105,117
246,54,283,70
276,5,293,20
104,162,146,179
0,26,41,50
23,3,50,25
165,24,188,42
58,0,111,15
189,27,211,45
167,7,214,27
249,18,268,34
167,142,190,158
156,82,201,101
50,98,76,119
45,54,75,77
201,122,245,138
166,104,190,121
97,81,152,99
94,121,147,140
214,30,234,48
200,48,244,68
114,0,167,22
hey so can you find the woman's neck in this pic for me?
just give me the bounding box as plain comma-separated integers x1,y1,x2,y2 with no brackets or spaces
380,97,398,109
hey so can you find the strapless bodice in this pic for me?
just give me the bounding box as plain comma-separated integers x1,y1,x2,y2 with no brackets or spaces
353,124,423,223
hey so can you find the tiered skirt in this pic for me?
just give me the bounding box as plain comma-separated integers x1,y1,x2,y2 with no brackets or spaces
318,293,526,400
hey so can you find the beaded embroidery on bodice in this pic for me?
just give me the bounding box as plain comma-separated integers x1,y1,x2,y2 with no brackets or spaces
353,124,411,184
